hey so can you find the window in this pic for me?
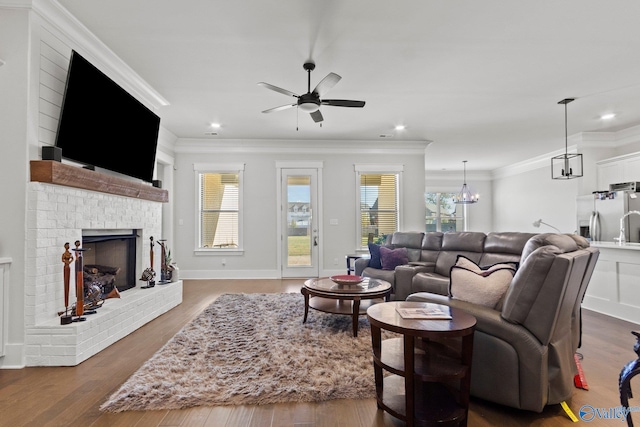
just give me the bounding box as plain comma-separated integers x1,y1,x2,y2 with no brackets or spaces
355,165,402,249
195,163,244,251
425,192,466,232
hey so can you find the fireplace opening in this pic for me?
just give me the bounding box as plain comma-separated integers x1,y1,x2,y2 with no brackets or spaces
82,230,137,292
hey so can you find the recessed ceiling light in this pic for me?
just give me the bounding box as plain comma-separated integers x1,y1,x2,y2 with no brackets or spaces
600,113,616,120
395,125,406,131
210,122,221,128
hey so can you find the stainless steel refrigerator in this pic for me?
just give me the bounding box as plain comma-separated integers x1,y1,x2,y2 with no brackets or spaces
576,191,640,242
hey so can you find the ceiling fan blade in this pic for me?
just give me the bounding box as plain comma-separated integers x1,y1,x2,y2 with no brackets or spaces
312,72,341,97
262,103,296,113
321,99,366,108
310,110,323,123
257,82,299,98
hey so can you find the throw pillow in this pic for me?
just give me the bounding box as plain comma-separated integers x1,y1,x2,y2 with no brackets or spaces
379,246,409,270
449,257,518,309
368,243,383,269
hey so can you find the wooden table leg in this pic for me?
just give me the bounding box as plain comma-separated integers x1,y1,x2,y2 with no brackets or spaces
352,297,361,337
404,334,415,427
370,322,384,409
301,287,310,323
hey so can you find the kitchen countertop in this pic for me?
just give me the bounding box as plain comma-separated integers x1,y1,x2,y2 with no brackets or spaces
590,241,640,251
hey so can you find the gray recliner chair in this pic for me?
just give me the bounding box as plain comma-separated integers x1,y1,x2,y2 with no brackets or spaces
407,234,599,412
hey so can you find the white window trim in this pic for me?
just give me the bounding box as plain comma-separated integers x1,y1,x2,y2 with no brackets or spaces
194,163,245,255
354,164,404,250
425,190,468,232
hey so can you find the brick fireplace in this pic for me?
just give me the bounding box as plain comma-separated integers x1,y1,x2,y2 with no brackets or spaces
24,166,181,366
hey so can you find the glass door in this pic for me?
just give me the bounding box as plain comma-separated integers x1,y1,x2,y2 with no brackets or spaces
281,169,319,277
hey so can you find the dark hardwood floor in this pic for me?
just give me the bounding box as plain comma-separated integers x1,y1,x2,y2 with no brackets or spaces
0,279,637,427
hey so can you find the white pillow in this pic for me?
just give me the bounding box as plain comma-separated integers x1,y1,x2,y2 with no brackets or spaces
449,256,518,309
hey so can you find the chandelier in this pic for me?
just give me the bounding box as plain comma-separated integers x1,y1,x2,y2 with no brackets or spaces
454,161,479,204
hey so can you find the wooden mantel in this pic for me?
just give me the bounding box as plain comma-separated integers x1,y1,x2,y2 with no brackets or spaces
30,161,168,203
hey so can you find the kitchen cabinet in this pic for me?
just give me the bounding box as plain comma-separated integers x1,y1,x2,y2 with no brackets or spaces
584,243,640,324
597,152,640,190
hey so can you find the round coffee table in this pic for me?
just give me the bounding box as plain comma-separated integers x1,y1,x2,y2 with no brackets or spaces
301,277,391,337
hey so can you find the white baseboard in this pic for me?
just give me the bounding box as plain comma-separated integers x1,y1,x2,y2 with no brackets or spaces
0,343,25,369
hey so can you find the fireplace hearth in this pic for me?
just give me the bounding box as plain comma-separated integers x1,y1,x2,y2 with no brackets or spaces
24,180,181,367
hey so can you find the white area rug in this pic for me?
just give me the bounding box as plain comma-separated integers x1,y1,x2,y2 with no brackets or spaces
100,292,387,412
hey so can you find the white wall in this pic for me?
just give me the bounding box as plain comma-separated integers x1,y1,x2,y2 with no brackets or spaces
0,8,29,367
173,140,428,278
492,166,579,233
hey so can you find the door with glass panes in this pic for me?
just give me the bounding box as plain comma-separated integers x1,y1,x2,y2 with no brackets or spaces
281,169,319,277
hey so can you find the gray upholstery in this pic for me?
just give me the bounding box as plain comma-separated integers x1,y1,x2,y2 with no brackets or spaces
406,233,599,412
355,230,537,301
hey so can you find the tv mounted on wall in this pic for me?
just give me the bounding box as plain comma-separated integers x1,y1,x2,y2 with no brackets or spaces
54,50,161,183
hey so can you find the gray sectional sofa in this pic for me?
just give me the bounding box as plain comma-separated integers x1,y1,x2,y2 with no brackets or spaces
354,231,536,300
355,230,600,412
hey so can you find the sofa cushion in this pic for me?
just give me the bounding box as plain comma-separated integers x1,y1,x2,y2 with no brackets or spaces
449,256,518,309
435,232,486,276
368,243,385,269
380,246,409,270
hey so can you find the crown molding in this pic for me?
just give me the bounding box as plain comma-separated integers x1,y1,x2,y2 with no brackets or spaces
174,138,431,154
489,125,640,179
424,169,492,182
614,124,640,147
30,0,169,109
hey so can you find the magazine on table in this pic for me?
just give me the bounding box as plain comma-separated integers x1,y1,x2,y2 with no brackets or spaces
395,304,452,320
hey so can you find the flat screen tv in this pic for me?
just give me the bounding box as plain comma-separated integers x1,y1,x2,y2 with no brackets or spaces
54,50,160,183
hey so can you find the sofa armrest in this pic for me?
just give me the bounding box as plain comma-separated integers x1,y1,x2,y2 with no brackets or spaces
406,292,549,411
394,264,434,301
354,257,370,276
407,293,541,346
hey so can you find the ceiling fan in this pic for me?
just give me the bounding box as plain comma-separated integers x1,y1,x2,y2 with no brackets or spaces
258,61,365,123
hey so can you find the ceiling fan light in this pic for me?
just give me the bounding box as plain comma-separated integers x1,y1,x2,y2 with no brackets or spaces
299,102,320,113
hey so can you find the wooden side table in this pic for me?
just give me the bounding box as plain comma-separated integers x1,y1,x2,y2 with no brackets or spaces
367,301,476,427
345,253,367,275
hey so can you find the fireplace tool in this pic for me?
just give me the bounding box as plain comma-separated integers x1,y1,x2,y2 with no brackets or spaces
72,240,87,322
141,236,156,289
60,242,74,325
158,239,170,284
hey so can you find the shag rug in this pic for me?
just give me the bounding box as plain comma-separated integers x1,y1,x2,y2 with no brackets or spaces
100,292,391,412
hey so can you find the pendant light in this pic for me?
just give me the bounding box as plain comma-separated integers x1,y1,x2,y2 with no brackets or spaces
551,98,583,179
454,160,479,204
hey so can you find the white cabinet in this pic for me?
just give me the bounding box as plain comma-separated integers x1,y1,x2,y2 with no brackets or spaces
597,162,623,190
597,152,640,190
625,157,640,182
584,244,640,324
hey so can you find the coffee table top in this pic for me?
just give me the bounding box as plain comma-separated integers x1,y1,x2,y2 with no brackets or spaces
304,276,391,296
